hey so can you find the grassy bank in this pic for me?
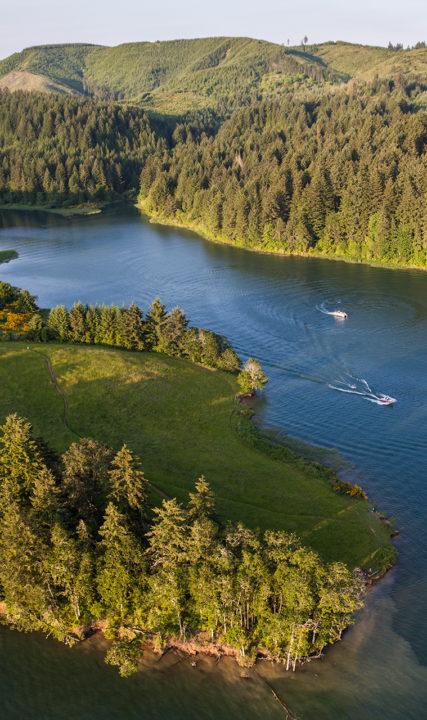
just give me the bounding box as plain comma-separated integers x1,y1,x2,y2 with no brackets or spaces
0,203,102,217
0,250,18,264
137,200,427,273
0,341,394,572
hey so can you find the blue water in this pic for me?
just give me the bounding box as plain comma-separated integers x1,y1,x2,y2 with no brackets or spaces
1,206,426,719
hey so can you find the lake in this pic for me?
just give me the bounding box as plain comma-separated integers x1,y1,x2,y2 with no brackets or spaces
1,205,426,719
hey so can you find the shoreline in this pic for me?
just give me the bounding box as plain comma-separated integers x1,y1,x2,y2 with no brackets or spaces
236,395,398,582
0,349,397,670
136,200,427,274
0,239,398,681
1,198,425,273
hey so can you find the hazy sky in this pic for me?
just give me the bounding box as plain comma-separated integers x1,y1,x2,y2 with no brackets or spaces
1,0,426,58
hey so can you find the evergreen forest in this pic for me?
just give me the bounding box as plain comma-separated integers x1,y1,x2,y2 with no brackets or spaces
0,413,363,675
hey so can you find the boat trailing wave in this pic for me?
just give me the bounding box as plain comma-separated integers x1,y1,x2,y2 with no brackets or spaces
329,375,396,406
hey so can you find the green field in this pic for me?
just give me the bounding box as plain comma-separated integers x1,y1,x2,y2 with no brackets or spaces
0,342,392,571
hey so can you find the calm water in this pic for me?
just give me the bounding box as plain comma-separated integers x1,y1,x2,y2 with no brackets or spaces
1,206,427,720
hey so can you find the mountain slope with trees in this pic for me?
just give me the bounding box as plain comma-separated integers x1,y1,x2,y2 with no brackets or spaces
309,41,427,82
0,37,426,267
0,38,334,112
139,82,427,268
0,44,100,94
1,38,426,114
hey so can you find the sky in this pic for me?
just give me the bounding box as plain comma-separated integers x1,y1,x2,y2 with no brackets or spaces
1,0,426,59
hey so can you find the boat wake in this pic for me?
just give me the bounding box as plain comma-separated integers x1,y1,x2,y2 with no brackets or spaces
328,375,396,406
316,302,347,319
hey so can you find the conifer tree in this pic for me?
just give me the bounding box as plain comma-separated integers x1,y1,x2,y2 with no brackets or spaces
0,503,51,631
0,414,45,510
30,465,60,530
48,305,70,342
97,502,145,621
120,303,145,350
188,476,215,522
61,438,113,531
48,523,85,623
146,499,189,638
109,444,148,518
145,298,167,350
156,307,188,355
68,302,87,343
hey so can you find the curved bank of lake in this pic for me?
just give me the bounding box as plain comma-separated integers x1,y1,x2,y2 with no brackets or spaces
0,205,426,719
137,199,427,273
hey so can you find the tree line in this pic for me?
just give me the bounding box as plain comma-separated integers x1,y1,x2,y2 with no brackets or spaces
0,414,363,675
0,281,267,394
46,298,241,372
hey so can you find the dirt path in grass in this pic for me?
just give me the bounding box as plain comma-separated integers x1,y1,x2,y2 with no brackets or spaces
28,347,169,501
29,348,80,438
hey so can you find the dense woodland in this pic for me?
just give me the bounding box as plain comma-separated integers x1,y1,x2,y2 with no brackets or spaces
0,91,158,204
0,413,363,674
140,81,427,267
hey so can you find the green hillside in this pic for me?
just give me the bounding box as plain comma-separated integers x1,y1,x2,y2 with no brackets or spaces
0,342,393,572
309,41,427,81
0,43,99,94
0,37,333,112
82,37,330,110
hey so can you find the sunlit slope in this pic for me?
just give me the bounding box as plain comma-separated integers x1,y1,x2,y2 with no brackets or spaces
82,37,327,107
309,41,427,80
0,38,331,110
0,44,99,94
0,71,78,94
0,342,393,571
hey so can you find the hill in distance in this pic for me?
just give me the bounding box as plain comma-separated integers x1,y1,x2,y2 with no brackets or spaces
1,37,426,114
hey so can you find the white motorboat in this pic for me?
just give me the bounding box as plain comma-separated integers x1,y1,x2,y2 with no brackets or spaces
330,310,348,319
376,394,396,406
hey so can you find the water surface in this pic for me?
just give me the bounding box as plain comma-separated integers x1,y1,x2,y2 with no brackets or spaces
1,206,426,719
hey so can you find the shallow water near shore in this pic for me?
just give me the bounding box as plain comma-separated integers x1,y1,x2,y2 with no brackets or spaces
1,205,426,719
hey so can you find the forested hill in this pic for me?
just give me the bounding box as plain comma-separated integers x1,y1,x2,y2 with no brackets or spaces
0,38,333,112
1,38,427,114
140,82,427,268
0,81,426,268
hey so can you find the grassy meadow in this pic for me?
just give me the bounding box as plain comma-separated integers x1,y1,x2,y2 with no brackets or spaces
0,342,393,571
